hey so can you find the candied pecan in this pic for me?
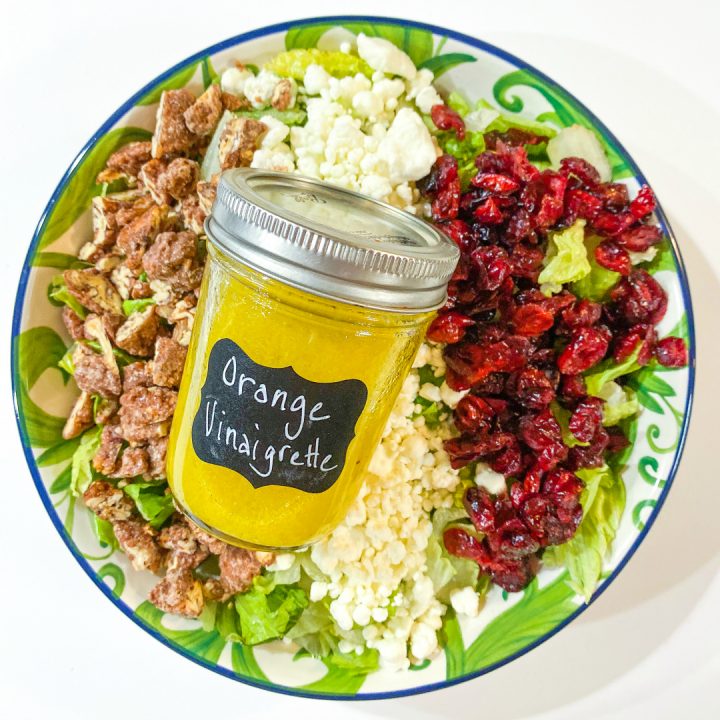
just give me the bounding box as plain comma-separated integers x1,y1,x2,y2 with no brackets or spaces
113,447,150,478
103,141,153,179
187,522,227,555
219,546,263,594
138,158,172,205
64,268,123,316
196,179,217,214
62,391,94,440
151,89,197,159
202,578,231,602
116,205,165,270
73,343,122,398
62,306,85,341
94,397,118,425
114,519,165,573
149,568,204,617
221,91,250,111
118,386,177,443
157,158,199,201
93,423,124,475
183,83,223,136
114,306,159,357
270,78,294,111
83,479,135,523
151,336,187,388
180,193,206,235
218,116,267,170
123,361,153,390
159,521,209,572
146,436,168,479
141,230,202,291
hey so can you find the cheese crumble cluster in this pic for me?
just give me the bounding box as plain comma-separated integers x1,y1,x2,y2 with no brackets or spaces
220,33,443,213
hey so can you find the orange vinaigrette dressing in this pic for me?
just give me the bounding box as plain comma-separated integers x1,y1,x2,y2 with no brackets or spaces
166,169,458,551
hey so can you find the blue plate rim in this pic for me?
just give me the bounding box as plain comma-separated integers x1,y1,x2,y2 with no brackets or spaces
10,14,696,701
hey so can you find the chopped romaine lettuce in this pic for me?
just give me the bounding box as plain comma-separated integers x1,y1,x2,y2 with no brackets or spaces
285,600,338,658
571,235,621,301
70,426,102,496
265,48,372,80
584,345,641,397
235,108,307,125
538,220,591,293
543,464,625,601
91,514,118,550
550,401,589,448
123,482,174,527
47,274,87,319
417,364,444,387
426,507,480,602
597,381,639,426
234,575,308,646
438,130,486,188
122,298,155,316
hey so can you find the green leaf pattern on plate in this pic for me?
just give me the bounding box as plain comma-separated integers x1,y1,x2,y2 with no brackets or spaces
12,20,691,697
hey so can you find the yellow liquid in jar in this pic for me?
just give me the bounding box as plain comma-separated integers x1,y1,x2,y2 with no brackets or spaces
167,245,433,550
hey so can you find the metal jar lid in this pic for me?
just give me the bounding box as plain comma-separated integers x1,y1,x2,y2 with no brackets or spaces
205,169,459,312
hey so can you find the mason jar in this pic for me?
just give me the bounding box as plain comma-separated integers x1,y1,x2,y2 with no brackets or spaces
167,169,459,550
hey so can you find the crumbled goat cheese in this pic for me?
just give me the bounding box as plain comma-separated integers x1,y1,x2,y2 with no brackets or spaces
474,463,508,495
243,70,283,108
221,66,254,96
450,586,481,617
629,246,659,264
378,108,438,185
357,33,417,80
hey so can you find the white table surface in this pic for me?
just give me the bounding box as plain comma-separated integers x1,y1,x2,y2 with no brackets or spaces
2,1,718,717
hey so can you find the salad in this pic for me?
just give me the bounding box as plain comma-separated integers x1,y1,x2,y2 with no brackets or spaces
47,31,688,675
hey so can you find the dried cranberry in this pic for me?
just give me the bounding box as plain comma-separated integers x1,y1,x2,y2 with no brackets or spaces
613,324,656,365
431,104,466,139
561,299,602,329
490,441,524,476
507,367,556,409
511,303,555,336
592,210,635,237
607,427,630,454
471,172,520,193
610,270,668,325
595,183,630,210
568,397,604,443
509,244,544,278
471,246,511,291
559,156,601,187
629,185,656,219
426,311,474,344
567,427,610,469
595,240,632,276
564,188,603,221
439,218,472,252
655,336,688,367
559,373,587,401
557,326,610,374
519,408,564,454
454,395,495,434
464,486,497,533
616,224,662,252
474,197,505,224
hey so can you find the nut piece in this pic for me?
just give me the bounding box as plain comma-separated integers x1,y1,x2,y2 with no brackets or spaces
102,141,153,179
113,447,150,478
139,159,172,205
118,386,177,443
196,179,217,214
146,436,168,479
271,78,294,111
151,89,197,159
151,336,187,388
218,546,263,594
72,343,122,398
93,423,124,475
117,205,165,270
149,568,204,617
83,479,135,523
218,117,266,170
157,158,200,201
183,84,223,136
115,306,159,357
114,519,165,573
142,230,202,292
62,306,85,341
122,361,153,390
64,269,123,316
62,391,94,440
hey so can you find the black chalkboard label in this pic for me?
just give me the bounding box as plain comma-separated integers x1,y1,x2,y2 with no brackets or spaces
191,338,368,493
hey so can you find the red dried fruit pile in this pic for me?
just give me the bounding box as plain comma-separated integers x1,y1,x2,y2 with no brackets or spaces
422,109,688,592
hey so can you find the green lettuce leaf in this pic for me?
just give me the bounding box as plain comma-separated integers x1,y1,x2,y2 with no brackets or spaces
438,130,486,188
235,108,307,125
412,397,445,429
123,482,174,528
91,514,118,550
266,48,372,80
550,401,589,448
571,235,621,301
70,426,102,496
584,345,641,397
285,601,338,658
426,507,480,602
234,576,309,646
538,220,591,293
122,298,155,316
597,381,639,426
543,465,625,602
324,646,379,676
47,275,87,319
